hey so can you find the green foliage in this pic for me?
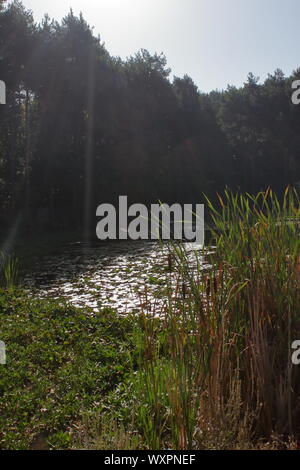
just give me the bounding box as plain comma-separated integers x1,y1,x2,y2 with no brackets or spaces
0,290,138,449
0,253,19,288
113,188,300,450
0,190,299,450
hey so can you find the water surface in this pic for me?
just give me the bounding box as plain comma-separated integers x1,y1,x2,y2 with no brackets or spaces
22,239,211,314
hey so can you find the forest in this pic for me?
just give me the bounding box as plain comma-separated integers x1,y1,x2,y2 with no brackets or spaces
1,0,300,234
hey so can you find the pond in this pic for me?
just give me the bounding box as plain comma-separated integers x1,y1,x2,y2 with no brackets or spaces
20,238,213,314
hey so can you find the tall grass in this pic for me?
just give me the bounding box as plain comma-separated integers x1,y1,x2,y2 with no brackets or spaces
135,187,300,449
0,251,19,288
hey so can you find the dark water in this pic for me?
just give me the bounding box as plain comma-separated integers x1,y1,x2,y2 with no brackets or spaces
21,239,212,314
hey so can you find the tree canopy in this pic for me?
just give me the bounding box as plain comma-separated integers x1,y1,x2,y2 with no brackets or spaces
0,1,299,232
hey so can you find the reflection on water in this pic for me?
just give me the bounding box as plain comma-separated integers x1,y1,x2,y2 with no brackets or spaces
23,240,212,314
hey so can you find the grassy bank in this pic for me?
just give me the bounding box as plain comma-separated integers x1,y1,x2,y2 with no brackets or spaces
1,188,300,450
0,291,139,449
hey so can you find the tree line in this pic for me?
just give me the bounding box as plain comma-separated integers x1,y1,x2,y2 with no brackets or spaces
0,1,300,232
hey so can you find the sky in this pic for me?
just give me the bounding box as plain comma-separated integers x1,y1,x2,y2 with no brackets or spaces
19,0,300,92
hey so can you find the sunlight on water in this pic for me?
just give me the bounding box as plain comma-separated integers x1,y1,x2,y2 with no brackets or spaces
23,240,212,314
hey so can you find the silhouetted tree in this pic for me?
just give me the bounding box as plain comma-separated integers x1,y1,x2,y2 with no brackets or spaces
0,1,299,234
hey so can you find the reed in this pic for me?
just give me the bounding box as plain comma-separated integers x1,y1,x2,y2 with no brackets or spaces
0,251,20,288
136,187,300,449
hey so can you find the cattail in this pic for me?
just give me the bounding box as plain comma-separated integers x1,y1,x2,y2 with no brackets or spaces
213,275,218,294
167,253,173,272
295,256,300,285
206,277,211,298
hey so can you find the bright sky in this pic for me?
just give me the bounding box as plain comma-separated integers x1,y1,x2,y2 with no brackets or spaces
19,0,300,92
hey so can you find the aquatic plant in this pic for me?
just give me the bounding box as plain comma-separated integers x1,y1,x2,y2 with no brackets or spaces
135,187,300,449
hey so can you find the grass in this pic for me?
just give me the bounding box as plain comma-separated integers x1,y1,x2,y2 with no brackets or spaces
0,252,20,288
0,187,299,450
125,187,300,449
